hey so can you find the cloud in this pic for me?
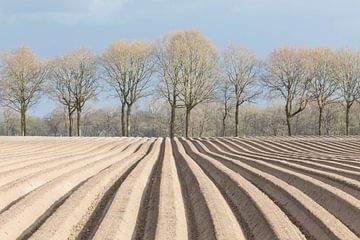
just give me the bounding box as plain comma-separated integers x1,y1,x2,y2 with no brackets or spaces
0,0,129,24
0,0,241,25
1,0,360,27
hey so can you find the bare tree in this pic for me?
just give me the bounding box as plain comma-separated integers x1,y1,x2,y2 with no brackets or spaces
102,43,127,136
1,109,18,135
223,45,260,137
49,61,75,136
176,30,218,137
195,105,210,137
332,49,360,135
49,48,97,136
155,33,184,138
102,41,154,137
46,108,66,136
323,106,338,135
262,47,312,136
220,81,231,137
71,49,98,136
308,48,338,135
0,46,48,136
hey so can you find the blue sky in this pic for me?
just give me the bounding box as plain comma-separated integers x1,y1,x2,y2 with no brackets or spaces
1,0,360,116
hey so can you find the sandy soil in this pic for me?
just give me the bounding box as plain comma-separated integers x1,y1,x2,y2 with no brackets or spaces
0,136,359,240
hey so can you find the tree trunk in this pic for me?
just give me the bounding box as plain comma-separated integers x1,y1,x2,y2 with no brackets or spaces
286,113,292,136
20,108,26,136
5,118,8,136
318,107,323,136
235,101,239,137
345,104,350,136
121,103,126,136
169,103,176,138
67,106,73,137
126,104,132,137
185,107,191,137
76,108,81,136
222,116,226,137
222,108,228,137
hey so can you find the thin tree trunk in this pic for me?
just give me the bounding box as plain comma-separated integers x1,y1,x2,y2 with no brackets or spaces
169,103,176,138
235,101,239,137
222,116,226,137
67,106,73,137
20,108,26,136
222,109,228,137
121,103,126,136
5,117,9,136
318,106,323,136
273,128,277,136
199,123,204,138
286,113,292,136
76,108,81,136
64,107,68,136
126,104,132,137
185,107,191,137
345,104,350,136
222,99,228,137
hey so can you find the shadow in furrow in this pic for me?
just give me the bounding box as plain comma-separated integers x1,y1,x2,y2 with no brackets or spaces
17,176,92,240
192,140,339,240
218,139,360,199
171,139,216,240
179,138,279,240
205,139,360,238
76,142,155,240
131,139,165,240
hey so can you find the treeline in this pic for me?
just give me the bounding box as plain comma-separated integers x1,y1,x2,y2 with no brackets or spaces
1,30,360,137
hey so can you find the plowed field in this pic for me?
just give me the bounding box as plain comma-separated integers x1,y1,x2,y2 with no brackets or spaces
0,136,359,240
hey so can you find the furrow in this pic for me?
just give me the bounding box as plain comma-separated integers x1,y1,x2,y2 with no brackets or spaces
0,138,140,210
179,138,305,240
131,138,165,240
0,138,112,171
174,138,245,240
205,139,360,236
221,138,360,197
0,139,143,239
192,139,358,240
228,137,360,168
63,140,155,240
155,138,188,240
170,138,217,240
92,139,162,240
0,139,131,185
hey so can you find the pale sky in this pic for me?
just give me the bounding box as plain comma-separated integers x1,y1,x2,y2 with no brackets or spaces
1,0,360,115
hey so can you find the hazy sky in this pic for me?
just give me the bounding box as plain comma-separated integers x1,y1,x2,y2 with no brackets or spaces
1,0,360,115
